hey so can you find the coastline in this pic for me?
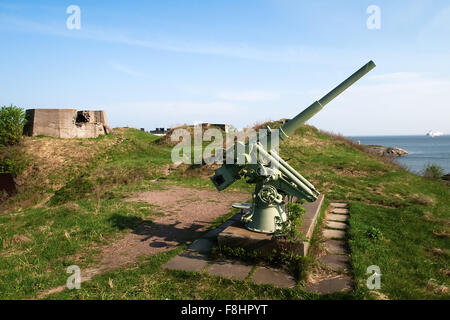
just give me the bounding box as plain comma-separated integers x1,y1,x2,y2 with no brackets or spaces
348,135,450,175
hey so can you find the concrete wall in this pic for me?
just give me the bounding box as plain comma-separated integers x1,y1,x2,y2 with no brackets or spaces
24,109,110,138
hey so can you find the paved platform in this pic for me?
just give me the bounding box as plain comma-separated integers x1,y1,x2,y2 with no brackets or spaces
206,260,252,280
251,266,296,288
217,195,324,256
163,197,356,292
188,238,215,254
305,275,353,294
162,252,209,272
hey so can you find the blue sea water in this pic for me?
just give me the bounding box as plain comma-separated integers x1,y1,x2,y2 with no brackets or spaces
349,135,450,175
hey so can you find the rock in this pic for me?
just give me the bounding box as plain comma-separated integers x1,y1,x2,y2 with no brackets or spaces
364,145,408,157
385,147,408,156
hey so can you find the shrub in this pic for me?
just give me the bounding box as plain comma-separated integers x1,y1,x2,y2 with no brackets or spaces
365,227,383,240
0,147,28,177
423,163,444,180
0,105,27,146
274,201,306,243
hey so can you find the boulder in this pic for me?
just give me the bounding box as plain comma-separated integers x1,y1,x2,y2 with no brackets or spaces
365,145,408,157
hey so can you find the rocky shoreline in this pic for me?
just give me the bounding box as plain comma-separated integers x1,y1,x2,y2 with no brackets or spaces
364,145,409,157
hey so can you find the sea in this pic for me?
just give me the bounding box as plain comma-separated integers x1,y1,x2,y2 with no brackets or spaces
348,135,450,175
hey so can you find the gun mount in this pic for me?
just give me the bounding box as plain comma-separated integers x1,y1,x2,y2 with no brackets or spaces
211,61,376,233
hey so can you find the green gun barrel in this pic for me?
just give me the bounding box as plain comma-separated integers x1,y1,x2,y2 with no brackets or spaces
281,60,376,137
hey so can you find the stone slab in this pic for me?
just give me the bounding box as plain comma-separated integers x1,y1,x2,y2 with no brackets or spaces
217,195,324,256
323,229,346,239
251,266,296,288
331,208,349,215
202,213,243,240
325,221,347,230
324,240,347,255
206,260,252,280
319,254,349,271
162,252,209,272
188,238,215,254
327,213,349,222
305,275,353,294
330,203,348,208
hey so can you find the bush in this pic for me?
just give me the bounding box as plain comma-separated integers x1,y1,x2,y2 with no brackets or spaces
365,227,383,240
0,105,26,146
423,163,444,180
0,147,28,177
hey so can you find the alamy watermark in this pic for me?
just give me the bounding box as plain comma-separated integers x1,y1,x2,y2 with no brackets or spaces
66,265,81,290
170,125,281,166
366,5,381,30
66,5,81,30
366,265,381,289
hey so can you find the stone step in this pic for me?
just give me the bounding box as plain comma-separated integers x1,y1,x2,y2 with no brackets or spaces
330,202,348,208
327,213,349,222
331,208,349,215
251,266,297,288
162,252,209,272
318,254,350,271
323,229,346,240
324,240,348,255
305,275,353,294
325,221,347,230
205,260,252,281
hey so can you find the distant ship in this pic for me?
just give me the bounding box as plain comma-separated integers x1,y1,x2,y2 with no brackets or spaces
426,130,444,137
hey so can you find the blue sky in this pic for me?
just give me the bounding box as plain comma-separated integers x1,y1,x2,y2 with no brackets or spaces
1,0,449,135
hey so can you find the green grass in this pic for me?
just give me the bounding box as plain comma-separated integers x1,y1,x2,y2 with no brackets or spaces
0,199,161,299
0,125,449,300
281,126,449,299
46,247,353,300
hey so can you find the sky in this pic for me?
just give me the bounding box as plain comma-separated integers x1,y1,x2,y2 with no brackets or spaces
1,0,450,135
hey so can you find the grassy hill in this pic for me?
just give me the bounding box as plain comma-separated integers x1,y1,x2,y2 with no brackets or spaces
0,126,448,299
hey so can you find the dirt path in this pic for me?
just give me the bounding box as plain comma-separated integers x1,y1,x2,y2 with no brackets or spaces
37,185,249,299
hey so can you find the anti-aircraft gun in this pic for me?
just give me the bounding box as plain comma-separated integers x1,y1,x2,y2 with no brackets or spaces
211,61,376,233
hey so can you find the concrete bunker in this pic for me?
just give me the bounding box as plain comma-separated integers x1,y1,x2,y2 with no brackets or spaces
24,109,111,138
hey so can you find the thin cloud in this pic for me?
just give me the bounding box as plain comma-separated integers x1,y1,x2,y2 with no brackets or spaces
108,60,141,77
0,15,348,63
307,72,450,135
217,90,280,102
367,72,427,82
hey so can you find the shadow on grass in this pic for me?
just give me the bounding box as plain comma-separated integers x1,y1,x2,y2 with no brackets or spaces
108,214,144,230
108,213,206,248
